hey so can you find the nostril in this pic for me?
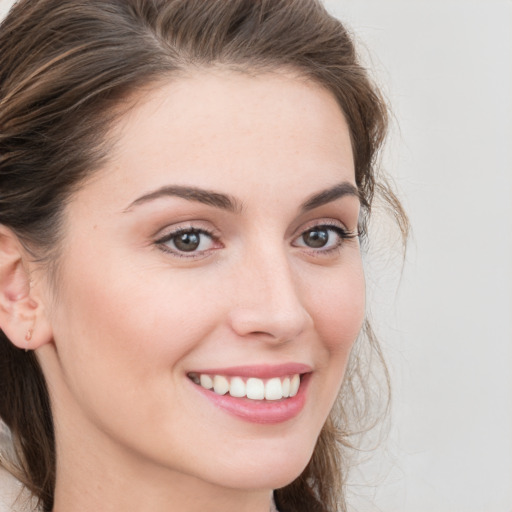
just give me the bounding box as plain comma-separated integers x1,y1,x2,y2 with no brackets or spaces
228,302,312,342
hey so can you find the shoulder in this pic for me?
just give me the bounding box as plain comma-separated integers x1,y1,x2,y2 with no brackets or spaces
0,467,40,512
0,424,39,512
0,466,24,512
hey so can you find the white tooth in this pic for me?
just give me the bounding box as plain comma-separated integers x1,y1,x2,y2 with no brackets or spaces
265,377,283,400
282,377,291,398
213,375,229,395
200,374,213,389
229,377,246,398
246,378,265,400
289,374,300,397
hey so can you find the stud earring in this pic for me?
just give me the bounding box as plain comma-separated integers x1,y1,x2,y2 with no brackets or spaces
25,327,34,352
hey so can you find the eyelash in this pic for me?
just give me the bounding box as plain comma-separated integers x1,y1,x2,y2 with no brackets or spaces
155,226,221,259
293,223,359,256
155,223,358,259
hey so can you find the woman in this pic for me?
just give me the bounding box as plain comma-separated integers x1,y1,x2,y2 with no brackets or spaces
0,1,406,511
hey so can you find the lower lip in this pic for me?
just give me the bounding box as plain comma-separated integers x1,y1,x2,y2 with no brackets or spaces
190,374,310,424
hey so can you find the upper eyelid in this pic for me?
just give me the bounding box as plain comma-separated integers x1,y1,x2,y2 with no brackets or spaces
154,222,219,241
154,225,218,249
152,217,356,244
293,224,351,243
292,218,351,238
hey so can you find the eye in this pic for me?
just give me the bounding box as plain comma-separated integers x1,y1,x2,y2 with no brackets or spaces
156,227,218,256
293,224,356,251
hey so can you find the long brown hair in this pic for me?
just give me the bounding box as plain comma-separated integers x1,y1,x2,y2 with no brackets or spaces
0,1,406,511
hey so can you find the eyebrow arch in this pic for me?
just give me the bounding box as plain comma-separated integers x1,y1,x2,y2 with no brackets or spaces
124,181,359,214
124,185,243,213
300,182,360,212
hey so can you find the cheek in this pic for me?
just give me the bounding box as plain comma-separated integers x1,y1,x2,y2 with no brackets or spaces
53,266,215,374
308,262,366,358
52,247,243,396
48,257,228,439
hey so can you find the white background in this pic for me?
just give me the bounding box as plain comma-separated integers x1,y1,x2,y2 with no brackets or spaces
1,0,511,511
323,1,512,511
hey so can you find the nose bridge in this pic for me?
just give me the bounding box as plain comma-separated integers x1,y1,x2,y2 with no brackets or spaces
228,242,311,341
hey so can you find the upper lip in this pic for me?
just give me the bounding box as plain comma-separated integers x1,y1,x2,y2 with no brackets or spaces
188,363,312,379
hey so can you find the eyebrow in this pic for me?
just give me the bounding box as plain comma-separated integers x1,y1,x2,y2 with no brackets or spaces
124,181,359,214
124,185,243,213
300,181,360,212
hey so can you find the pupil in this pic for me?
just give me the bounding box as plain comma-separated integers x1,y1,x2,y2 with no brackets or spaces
175,232,200,252
304,229,328,248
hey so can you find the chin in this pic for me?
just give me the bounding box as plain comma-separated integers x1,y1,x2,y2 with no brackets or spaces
205,441,316,491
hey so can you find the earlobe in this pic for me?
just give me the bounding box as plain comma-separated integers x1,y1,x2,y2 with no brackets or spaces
0,226,53,350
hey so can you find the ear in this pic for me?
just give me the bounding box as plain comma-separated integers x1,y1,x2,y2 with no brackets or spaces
0,226,53,350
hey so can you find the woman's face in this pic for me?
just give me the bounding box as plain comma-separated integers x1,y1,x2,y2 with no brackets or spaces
39,71,364,492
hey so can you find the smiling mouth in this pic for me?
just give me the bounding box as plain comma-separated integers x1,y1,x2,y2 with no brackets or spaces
187,372,302,401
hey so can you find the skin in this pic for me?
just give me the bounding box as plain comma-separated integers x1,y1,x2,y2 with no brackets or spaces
10,71,365,511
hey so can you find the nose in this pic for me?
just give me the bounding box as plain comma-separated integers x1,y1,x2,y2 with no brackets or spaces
227,248,312,343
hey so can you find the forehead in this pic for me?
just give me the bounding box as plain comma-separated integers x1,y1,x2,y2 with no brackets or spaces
75,70,355,213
